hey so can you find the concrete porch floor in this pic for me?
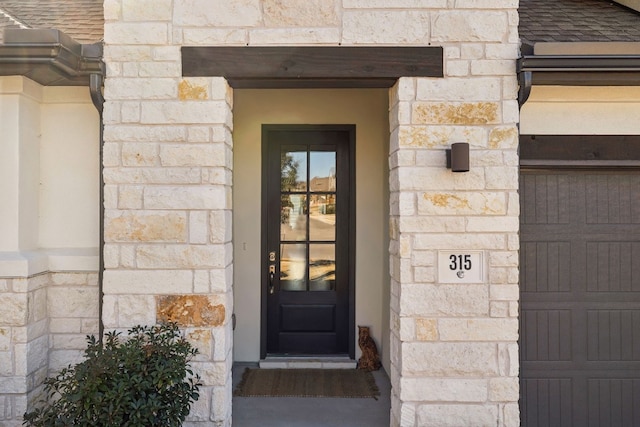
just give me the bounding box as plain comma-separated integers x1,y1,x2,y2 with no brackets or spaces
232,363,392,427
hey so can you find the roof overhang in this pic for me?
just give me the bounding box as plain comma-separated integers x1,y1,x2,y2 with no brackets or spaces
0,29,103,86
518,42,640,106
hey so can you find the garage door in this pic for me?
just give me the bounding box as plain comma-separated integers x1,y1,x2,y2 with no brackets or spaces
520,170,640,426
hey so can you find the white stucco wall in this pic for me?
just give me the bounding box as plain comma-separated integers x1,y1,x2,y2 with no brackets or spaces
0,77,41,253
39,87,100,250
520,86,640,134
232,89,391,369
0,77,99,275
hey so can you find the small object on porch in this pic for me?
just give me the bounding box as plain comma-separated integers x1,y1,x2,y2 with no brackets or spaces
357,325,382,371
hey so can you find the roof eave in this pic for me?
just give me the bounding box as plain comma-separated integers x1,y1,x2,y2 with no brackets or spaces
518,42,640,106
0,28,103,86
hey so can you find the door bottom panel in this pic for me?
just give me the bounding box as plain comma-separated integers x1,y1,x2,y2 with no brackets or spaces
277,332,339,355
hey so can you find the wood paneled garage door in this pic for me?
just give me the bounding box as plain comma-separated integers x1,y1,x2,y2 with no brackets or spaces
520,169,640,426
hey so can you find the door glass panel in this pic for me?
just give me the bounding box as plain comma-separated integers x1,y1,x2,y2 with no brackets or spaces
279,148,338,292
281,195,307,241
309,244,335,291
310,151,336,192
309,194,336,241
281,150,307,191
280,243,307,291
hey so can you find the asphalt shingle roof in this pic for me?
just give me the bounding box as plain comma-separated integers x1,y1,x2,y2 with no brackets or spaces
0,0,639,48
519,0,640,46
0,0,103,44
0,7,26,42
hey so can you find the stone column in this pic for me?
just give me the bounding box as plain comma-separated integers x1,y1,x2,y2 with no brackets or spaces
103,1,234,424
388,6,521,425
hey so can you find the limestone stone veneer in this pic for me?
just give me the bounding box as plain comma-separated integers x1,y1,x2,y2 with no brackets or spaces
102,0,520,425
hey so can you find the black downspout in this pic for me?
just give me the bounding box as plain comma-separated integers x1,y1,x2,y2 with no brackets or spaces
518,70,532,107
89,73,105,343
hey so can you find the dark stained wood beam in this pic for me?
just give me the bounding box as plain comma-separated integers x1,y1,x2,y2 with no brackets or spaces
182,46,443,88
520,135,640,167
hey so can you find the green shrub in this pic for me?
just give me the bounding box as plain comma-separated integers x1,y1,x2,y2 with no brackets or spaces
23,323,201,427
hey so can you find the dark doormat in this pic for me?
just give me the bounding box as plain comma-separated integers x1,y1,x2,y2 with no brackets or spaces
233,368,380,399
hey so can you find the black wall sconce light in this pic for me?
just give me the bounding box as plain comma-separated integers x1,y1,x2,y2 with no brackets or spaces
446,142,470,172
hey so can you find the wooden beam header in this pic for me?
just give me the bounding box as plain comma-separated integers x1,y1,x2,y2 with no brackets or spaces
182,46,443,88
520,134,640,168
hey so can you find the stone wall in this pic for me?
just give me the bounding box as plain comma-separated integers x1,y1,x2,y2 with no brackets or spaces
102,1,520,426
0,275,47,426
388,63,519,427
367,5,519,424
48,273,100,374
0,272,98,426
103,2,234,424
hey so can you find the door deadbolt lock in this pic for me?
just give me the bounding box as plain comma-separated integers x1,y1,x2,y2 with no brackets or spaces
269,251,276,262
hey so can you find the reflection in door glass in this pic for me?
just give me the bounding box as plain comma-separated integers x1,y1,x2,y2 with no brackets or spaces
281,151,307,191
310,151,336,192
281,195,307,241
279,148,338,292
309,194,336,241
309,244,335,291
280,243,306,291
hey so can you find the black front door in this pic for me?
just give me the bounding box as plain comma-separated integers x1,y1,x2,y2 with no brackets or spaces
261,125,354,357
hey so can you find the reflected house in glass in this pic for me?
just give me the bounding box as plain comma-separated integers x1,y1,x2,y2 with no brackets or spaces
279,146,337,292
310,174,336,192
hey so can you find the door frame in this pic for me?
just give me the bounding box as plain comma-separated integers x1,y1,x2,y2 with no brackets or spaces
260,124,356,359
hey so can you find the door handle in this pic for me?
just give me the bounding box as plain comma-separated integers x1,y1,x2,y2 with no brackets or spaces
268,264,275,294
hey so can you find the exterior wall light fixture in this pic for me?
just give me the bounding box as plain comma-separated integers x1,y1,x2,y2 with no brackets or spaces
446,142,470,172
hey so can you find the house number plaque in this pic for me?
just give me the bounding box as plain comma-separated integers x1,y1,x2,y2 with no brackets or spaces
438,250,484,283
